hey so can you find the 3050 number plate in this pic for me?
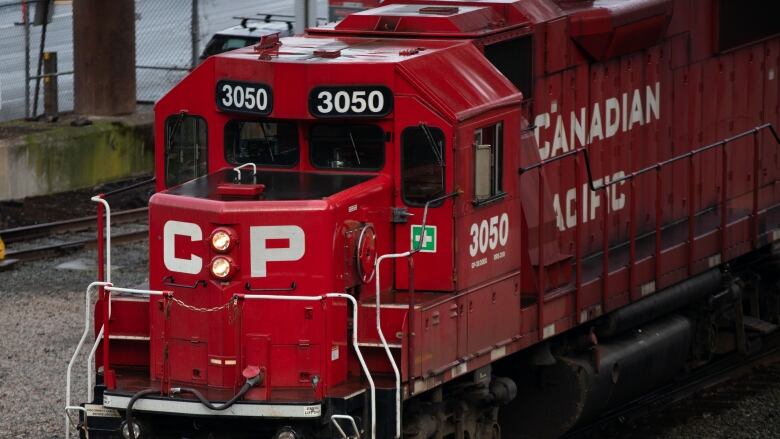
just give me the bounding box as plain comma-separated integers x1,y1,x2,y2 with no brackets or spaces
216,80,273,115
309,86,393,118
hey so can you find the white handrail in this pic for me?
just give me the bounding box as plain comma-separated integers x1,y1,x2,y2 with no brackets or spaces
90,197,111,284
373,253,404,439
86,326,103,405
64,406,89,439
233,162,257,180
331,414,361,438
105,286,167,296
64,281,110,439
241,293,376,438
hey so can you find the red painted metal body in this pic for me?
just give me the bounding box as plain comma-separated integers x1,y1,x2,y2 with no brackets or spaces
94,0,780,434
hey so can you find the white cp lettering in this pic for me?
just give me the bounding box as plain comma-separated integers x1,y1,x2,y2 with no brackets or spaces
250,225,306,277
163,220,203,274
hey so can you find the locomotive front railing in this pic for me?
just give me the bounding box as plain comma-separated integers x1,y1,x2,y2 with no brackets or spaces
64,284,169,439
518,123,780,337
66,285,380,438
64,281,109,439
73,192,388,439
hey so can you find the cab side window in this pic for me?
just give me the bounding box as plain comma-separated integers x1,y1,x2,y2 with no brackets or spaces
402,126,445,206
473,122,503,204
165,114,207,187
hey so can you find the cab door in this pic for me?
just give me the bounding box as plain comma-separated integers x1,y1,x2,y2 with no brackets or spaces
393,98,454,292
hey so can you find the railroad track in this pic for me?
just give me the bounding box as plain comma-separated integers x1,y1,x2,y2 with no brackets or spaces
565,333,780,438
0,207,147,243
0,208,149,267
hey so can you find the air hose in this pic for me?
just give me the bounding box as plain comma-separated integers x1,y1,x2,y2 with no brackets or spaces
125,388,159,439
173,372,261,411
124,370,261,438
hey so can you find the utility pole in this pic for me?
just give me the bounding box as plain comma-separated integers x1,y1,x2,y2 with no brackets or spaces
191,0,200,69
295,0,318,34
73,0,136,115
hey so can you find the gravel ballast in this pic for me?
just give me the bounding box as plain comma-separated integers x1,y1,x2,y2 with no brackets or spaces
0,242,147,438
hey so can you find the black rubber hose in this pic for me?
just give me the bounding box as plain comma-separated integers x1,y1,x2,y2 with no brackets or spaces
175,378,255,411
123,374,259,438
125,388,159,439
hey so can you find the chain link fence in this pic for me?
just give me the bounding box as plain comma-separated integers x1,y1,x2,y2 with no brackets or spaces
0,0,316,122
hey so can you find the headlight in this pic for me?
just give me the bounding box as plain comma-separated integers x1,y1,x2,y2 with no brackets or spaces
210,227,236,253
210,256,236,280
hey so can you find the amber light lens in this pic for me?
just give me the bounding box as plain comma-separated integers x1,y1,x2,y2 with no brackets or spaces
210,227,236,253
210,256,234,280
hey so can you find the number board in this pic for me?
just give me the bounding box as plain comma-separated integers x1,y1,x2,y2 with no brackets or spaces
309,86,393,118
216,80,273,115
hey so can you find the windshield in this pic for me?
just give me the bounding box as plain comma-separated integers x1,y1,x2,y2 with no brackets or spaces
309,124,385,170
224,120,299,167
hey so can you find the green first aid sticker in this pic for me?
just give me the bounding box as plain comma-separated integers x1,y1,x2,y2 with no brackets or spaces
411,225,437,253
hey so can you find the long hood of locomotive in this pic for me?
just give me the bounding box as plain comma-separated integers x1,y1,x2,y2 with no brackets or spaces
148,172,392,294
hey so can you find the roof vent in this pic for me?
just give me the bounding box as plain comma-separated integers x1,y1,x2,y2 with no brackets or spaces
419,6,459,15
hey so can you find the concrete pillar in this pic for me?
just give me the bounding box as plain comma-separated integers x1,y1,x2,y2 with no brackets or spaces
73,0,136,115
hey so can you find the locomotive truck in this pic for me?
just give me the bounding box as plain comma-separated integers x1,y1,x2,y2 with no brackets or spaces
66,0,780,438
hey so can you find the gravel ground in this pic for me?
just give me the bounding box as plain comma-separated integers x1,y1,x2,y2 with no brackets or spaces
0,240,148,439
662,387,780,439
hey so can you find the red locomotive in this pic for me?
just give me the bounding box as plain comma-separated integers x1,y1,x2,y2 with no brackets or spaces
66,1,780,438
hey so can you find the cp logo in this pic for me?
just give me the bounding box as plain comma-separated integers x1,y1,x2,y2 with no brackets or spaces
163,220,305,277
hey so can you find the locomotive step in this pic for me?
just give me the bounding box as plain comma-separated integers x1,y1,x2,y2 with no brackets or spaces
743,315,778,334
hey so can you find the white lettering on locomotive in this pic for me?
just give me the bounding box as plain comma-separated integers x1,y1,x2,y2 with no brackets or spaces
162,221,306,277
249,225,306,277
469,213,510,257
551,170,627,231
469,213,509,269
163,220,203,274
534,82,660,160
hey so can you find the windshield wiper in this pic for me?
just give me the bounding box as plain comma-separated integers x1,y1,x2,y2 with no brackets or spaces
257,122,275,161
166,111,187,151
348,129,361,166
419,123,443,165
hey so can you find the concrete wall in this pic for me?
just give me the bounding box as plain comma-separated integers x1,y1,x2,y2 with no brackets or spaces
0,118,154,201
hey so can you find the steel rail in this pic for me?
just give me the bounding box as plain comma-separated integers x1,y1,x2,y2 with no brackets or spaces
0,207,148,244
3,230,147,262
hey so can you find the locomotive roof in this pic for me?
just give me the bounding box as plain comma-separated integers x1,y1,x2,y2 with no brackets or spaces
210,35,522,121
225,34,463,63
308,0,672,60
313,1,532,37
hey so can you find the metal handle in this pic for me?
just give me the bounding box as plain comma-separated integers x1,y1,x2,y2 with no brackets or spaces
244,281,296,292
163,276,206,289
